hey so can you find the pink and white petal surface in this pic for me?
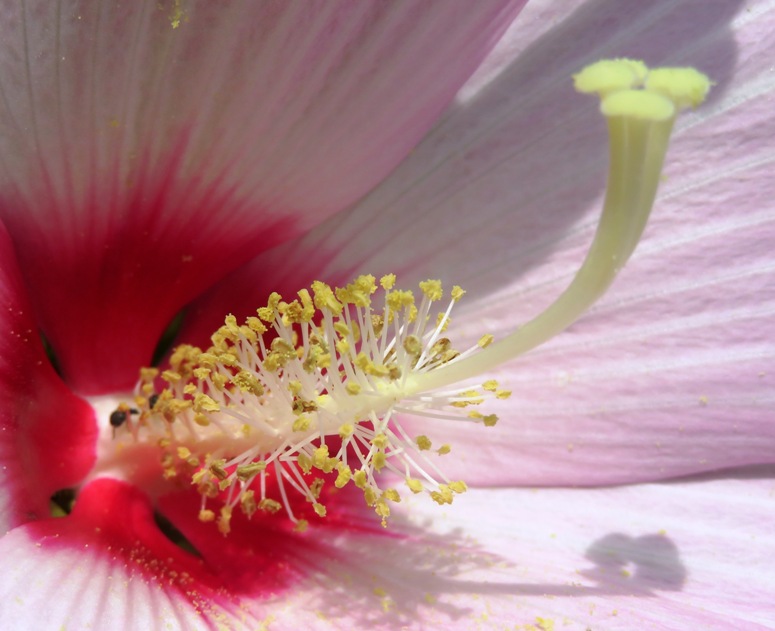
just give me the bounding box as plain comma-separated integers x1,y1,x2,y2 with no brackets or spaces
0,0,525,394
344,473,775,631
0,479,273,630
187,0,775,485
7,473,771,630
0,222,95,533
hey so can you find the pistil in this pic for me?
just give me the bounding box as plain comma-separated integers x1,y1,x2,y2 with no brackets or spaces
406,59,711,393
108,60,710,531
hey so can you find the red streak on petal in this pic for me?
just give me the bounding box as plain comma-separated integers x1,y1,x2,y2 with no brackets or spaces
0,132,302,396
0,221,96,530
28,476,394,618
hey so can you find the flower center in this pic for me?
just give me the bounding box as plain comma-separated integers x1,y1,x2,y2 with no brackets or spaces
104,59,710,532
113,275,504,532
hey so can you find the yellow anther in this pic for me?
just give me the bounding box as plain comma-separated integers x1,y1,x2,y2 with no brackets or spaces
192,367,211,380
345,382,361,395
416,435,432,450
198,509,215,523
161,370,182,383
380,274,396,290
419,279,443,301
483,414,499,427
363,487,378,507
259,498,282,513
335,337,351,355
176,446,191,459
246,316,267,334
294,519,309,533
140,367,159,381
292,415,311,432
403,335,422,356
382,488,401,503
353,469,368,489
482,380,498,392
208,460,228,480
297,452,312,474
240,490,257,518
194,392,220,413
448,480,467,494
311,281,343,313
451,285,465,302
335,464,352,488
430,485,454,505
375,499,390,523
478,334,494,348
437,444,451,455
372,452,387,471
496,389,512,399
297,288,316,321
310,445,338,474
217,505,232,536
236,461,266,481
386,290,415,313
232,371,263,395
406,478,423,494
339,423,354,438
313,503,327,517
372,433,389,449
334,321,351,338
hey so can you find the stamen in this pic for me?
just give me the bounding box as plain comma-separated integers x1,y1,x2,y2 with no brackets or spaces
110,59,710,531
114,276,502,527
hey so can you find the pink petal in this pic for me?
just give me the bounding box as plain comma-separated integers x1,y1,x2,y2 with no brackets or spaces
355,474,775,630
0,479,269,628
0,0,526,394
0,222,96,532
184,1,775,484
6,474,769,629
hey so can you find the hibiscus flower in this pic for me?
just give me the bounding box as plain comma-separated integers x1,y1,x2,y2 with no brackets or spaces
1,1,773,630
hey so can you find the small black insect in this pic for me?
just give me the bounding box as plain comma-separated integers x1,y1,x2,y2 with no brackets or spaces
148,394,159,409
109,409,128,428
109,406,139,438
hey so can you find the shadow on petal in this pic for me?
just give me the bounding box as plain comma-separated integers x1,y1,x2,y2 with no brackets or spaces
181,0,743,350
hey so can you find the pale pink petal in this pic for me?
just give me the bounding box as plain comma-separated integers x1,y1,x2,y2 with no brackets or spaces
0,0,525,394
0,479,285,629
325,473,774,630
0,222,96,532
6,473,772,629
185,0,775,484
257,473,775,629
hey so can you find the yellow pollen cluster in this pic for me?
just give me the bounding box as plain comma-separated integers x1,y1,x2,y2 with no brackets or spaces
116,275,508,529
